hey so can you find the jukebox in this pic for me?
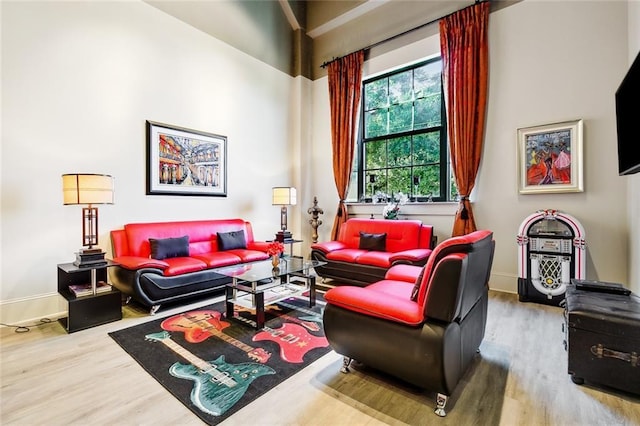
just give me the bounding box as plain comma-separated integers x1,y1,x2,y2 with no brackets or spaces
517,209,586,306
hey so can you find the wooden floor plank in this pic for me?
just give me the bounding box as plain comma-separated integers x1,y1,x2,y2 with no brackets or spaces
1,291,639,425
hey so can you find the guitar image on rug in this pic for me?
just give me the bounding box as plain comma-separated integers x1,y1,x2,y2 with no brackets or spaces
161,310,271,363
253,322,328,364
231,311,328,364
145,331,275,417
262,306,320,332
272,299,324,326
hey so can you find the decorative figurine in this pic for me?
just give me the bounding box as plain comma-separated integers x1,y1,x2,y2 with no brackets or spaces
307,196,324,243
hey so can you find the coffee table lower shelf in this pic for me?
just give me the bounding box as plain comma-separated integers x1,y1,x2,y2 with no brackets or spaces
225,274,316,329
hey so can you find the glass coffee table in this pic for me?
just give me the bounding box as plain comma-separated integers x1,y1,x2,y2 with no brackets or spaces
215,256,326,329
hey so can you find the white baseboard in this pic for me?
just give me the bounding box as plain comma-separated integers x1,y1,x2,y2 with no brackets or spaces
0,293,67,326
489,271,518,294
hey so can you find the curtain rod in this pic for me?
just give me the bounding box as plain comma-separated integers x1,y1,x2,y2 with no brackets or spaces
320,0,484,69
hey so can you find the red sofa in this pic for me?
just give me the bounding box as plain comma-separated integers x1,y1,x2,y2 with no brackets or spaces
110,219,270,313
322,230,495,416
310,218,436,286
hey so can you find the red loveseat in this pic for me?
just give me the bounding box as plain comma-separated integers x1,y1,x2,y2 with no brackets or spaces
310,218,436,286
322,230,495,416
110,219,270,313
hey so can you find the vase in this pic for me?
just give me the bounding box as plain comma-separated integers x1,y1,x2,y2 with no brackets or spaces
271,255,280,267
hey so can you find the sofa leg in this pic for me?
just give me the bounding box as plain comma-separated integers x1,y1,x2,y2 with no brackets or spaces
124,296,132,305
434,393,448,417
340,357,352,373
150,305,161,315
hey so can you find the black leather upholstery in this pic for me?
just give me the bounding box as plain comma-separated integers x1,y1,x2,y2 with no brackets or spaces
322,231,495,413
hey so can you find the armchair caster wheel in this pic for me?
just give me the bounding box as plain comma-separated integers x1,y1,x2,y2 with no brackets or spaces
434,393,448,417
150,305,161,315
340,357,352,373
571,375,584,385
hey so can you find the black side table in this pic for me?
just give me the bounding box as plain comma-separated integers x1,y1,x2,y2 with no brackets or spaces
268,239,302,257
57,261,122,333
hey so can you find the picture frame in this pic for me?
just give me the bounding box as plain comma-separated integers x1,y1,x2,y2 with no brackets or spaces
146,120,227,197
517,119,583,194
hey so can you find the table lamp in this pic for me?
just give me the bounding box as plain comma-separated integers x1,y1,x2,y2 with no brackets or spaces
272,186,296,242
62,173,114,266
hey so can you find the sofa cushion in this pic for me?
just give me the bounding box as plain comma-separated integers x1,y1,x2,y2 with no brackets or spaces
230,249,270,263
161,257,208,276
191,251,243,268
355,251,393,268
324,281,423,325
358,232,387,251
385,264,423,282
326,248,366,263
217,230,247,251
149,236,190,260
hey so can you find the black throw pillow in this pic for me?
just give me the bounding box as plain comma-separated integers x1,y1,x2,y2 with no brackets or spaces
217,230,247,251
149,235,189,260
359,231,387,251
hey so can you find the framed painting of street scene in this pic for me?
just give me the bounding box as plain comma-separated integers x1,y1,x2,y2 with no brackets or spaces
146,120,227,197
517,119,583,194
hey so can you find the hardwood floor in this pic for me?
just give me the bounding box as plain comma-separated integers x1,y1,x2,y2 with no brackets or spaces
1,290,639,425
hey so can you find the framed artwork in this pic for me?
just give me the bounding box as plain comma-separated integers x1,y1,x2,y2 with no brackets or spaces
517,119,584,194
146,120,227,197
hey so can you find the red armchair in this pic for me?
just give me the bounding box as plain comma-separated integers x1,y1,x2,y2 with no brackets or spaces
322,230,495,416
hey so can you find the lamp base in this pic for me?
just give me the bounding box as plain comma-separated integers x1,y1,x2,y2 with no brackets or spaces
74,250,107,268
275,231,292,242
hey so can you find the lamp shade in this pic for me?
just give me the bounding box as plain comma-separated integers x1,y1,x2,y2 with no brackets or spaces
62,174,114,205
272,187,297,206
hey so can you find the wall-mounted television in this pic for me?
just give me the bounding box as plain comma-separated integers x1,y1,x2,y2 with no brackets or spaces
615,50,640,175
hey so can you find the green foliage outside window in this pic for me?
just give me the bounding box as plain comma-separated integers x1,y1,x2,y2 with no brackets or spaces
352,57,455,203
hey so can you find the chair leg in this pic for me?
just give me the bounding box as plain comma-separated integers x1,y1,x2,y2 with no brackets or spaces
340,357,352,373
434,393,448,417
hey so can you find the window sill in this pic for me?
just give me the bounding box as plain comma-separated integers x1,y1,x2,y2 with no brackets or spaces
346,202,459,217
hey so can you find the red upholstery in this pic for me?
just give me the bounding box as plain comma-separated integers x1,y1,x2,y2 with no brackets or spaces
115,219,257,258
413,229,492,306
384,264,422,282
161,257,208,276
310,218,436,286
324,280,422,325
109,219,272,313
324,230,494,324
322,230,495,413
336,218,432,252
111,219,269,276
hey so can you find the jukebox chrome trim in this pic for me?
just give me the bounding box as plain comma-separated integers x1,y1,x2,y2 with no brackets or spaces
517,209,586,300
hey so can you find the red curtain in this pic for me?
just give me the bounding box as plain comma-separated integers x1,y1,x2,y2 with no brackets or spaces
327,50,364,240
440,2,490,236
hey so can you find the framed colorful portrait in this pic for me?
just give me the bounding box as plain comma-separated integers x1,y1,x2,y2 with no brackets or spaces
517,119,584,194
146,120,227,197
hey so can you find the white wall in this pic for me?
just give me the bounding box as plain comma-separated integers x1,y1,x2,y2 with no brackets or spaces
2,0,636,324
627,0,640,294
311,0,631,293
1,1,297,323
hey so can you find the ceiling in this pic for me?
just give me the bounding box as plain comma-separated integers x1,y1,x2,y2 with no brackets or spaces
145,0,516,79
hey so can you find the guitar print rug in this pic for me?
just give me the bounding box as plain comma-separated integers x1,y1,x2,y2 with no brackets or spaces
109,294,329,425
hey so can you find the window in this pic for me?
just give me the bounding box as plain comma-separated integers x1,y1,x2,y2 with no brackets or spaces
350,57,455,203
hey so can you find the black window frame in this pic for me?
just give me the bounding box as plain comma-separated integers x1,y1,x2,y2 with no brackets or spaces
354,57,450,203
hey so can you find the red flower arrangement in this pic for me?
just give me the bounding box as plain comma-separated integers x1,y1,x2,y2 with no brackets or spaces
266,241,285,256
